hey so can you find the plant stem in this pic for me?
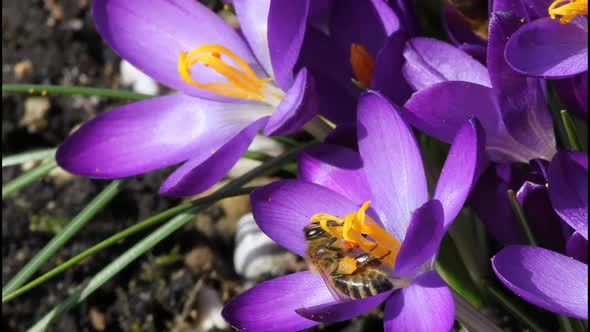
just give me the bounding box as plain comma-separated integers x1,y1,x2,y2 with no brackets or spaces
561,110,581,151
2,180,123,297
2,84,151,100
2,148,57,167
2,160,58,199
507,189,538,246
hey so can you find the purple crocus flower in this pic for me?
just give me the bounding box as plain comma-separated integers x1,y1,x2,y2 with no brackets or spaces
481,151,588,319
297,0,419,124
221,91,485,332
504,0,588,78
404,10,556,163
56,0,320,197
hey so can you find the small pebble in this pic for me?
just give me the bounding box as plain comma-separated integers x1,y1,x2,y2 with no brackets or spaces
195,285,228,331
233,213,295,279
120,60,159,95
22,97,50,133
13,59,33,78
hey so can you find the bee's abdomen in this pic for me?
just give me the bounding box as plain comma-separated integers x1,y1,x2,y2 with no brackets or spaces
334,270,393,300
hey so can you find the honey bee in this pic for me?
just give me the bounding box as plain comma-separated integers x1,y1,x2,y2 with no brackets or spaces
303,222,395,300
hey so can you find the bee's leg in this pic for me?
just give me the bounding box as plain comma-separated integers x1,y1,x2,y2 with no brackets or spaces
354,252,382,268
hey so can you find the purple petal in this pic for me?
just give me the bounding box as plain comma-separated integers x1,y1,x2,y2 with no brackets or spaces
548,151,588,239
505,17,588,78
434,119,486,229
233,0,273,78
298,144,373,205
384,272,455,332
92,0,258,100
222,271,327,332
295,26,357,125
403,81,500,143
324,124,359,150
567,232,588,263
492,245,589,319
372,31,413,105
470,163,528,244
516,181,566,252
403,37,491,92
459,43,488,65
295,291,392,323
389,0,421,37
263,68,320,136
159,117,267,196
56,94,269,178
330,0,401,55
394,200,444,278
357,91,428,240
251,180,361,256
267,0,310,89
488,12,557,161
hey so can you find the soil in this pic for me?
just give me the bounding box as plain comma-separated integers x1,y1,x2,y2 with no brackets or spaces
1,1,384,331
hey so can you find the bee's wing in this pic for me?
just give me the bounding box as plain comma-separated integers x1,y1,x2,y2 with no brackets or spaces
310,255,349,302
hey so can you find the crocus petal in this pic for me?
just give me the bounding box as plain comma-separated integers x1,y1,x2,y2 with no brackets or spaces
222,271,327,332
92,0,258,100
434,118,486,229
404,81,501,143
357,91,428,240
567,232,588,263
470,164,528,244
267,0,310,89
488,12,556,161
492,245,589,319
372,31,413,105
548,151,589,239
459,43,487,65
263,68,320,136
403,37,491,92
384,272,455,332
295,26,357,125
330,0,401,55
505,17,588,78
556,72,589,119
517,181,566,252
394,200,444,278
233,0,273,78
251,180,361,256
159,117,267,196
295,290,393,323
298,144,373,204
56,94,270,178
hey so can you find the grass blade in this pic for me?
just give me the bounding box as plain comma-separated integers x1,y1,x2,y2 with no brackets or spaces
2,180,123,296
2,160,58,199
2,186,255,303
2,84,151,100
2,148,57,167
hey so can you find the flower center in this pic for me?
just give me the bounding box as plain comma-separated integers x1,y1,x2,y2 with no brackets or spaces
311,201,401,268
548,0,588,24
178,44,284,104
350,44,375,88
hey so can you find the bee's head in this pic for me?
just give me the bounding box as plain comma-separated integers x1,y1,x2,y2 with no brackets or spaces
304,223,326,240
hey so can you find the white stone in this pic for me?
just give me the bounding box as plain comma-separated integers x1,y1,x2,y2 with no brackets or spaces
120,60,159,95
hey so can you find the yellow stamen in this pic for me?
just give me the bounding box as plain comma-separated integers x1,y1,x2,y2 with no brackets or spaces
310,201,402,268
178,44,276,101
350,44,375,88
548,0,588,24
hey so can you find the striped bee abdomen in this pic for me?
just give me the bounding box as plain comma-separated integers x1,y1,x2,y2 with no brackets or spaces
333,270,393,300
